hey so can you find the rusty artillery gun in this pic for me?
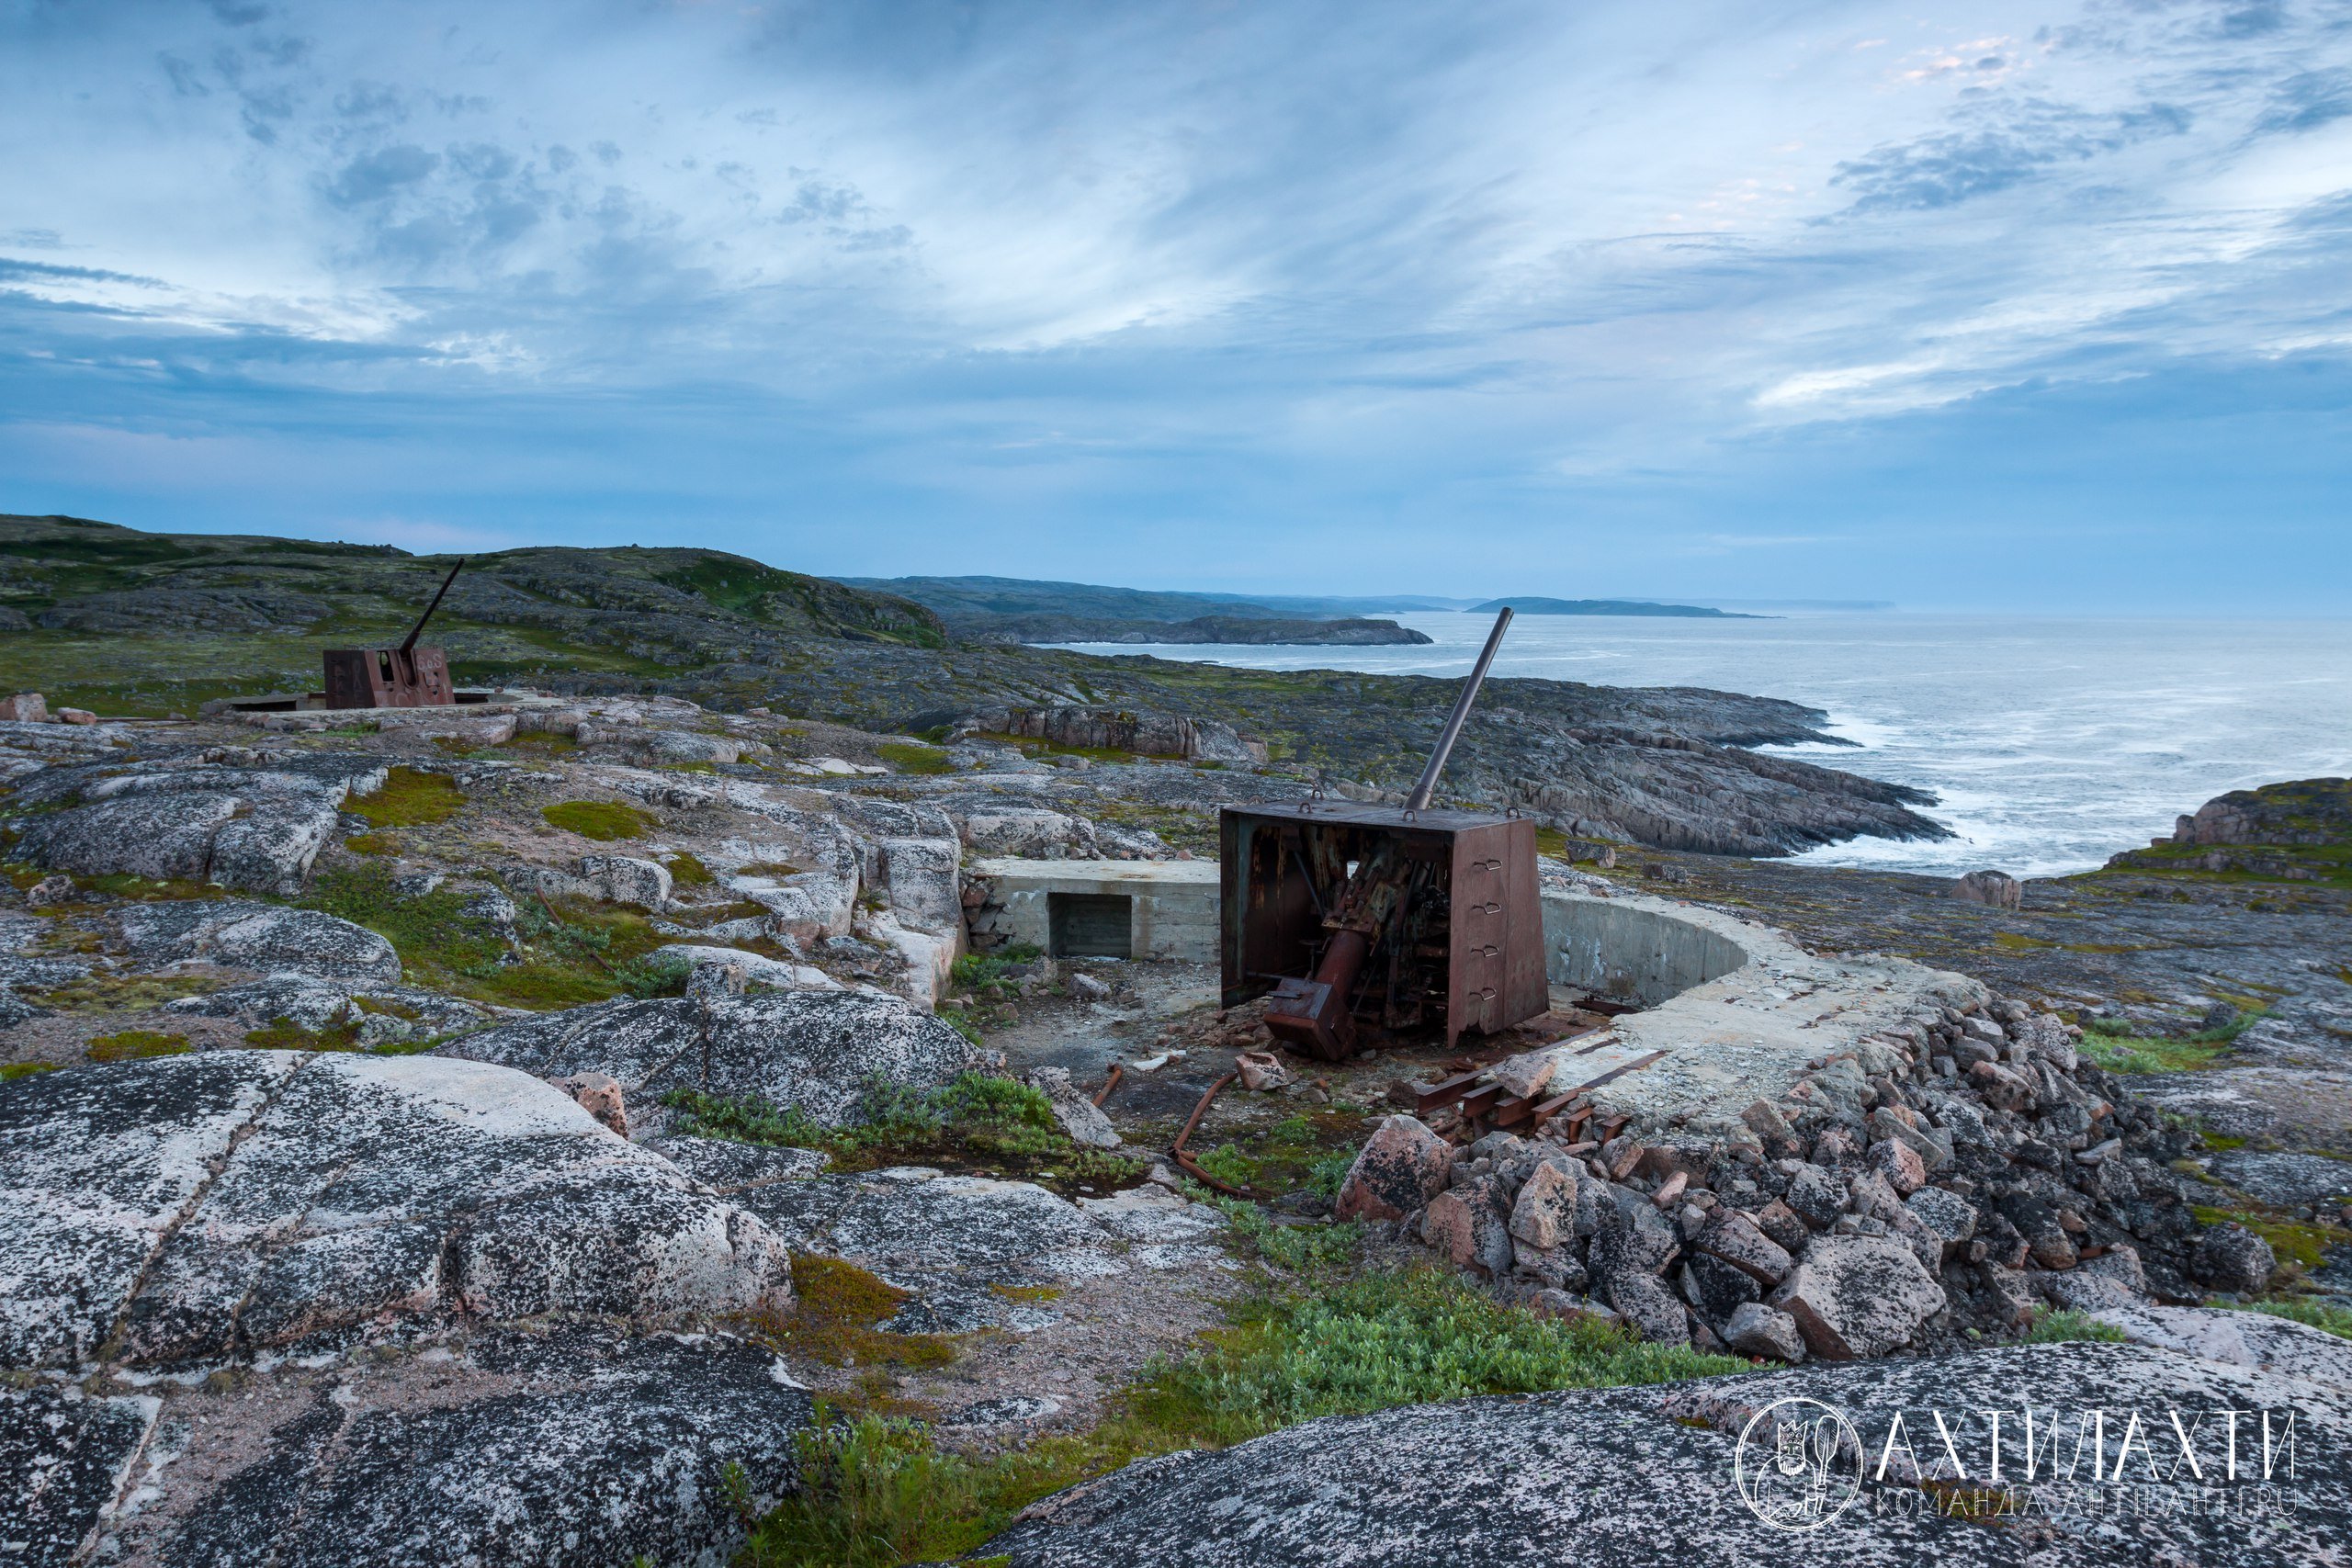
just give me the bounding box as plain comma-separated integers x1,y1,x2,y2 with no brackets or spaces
322,558,466,709
1217,608,1547,1060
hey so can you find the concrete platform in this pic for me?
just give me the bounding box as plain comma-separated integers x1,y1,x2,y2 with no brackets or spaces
966,858,1220,962
1539,886,1985,1133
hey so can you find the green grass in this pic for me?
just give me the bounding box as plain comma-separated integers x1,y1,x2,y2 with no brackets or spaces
85,1029,191,1063
0,1062,58,1081
874,740,954,775
541,799,655,840
742,1265,1744,1568
2075,1009,2261,1075
345,766,464,829
2021,1309,2129,1345
2240,1299,2352,1341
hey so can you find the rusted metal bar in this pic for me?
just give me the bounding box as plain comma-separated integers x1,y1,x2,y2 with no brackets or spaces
1414,1070,1485,1117
1578,1048,1669,1094
1091,1064,1124,1107
401,558,467,656
1170,1071,1253,1197
1489,1094,1534,1129
1456,1083,1505,1120
1405,607,1513,812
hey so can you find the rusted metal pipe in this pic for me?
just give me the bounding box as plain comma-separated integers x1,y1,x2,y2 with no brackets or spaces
1091,1063,1124,1107
1404,605,1512,812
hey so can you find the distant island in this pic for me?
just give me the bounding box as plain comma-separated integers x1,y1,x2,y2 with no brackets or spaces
1470,597,1763,619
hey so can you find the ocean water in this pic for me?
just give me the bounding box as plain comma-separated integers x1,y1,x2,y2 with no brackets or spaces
1058,614,2352,877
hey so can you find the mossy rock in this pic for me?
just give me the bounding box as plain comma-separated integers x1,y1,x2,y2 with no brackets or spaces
542,800,654,840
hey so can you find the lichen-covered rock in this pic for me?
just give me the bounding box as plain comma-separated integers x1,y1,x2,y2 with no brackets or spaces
1694,1210,1792,1287
1021,1066,1121,1149
1765,1235,1943,1360
159,973,484,1035
1899,1185,1976,1259
117,899,401,985
0,1382,158,1568
2192,1221,2277,1294
1721,1301,1805,1362
100,1325,810,1568
1421,1179,1513,1277
10,758,384,895
729,1167,1223,1333
981,1330,2352,1566
0,1053,791,1371
1332,1115,1452,1223
439,988,980,1128
1507,1161,1578,1250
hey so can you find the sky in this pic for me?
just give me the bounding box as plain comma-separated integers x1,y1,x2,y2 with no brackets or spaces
2,0,2347,611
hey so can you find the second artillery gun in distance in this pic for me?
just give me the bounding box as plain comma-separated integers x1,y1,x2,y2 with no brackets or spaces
1216,608,1548,1060
322,558,467,710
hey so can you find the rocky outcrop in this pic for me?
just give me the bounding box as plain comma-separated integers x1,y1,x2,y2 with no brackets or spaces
951,705,1266,765
726,1165,1223,1334
981,1323,2351,1566
0,1053,793,1372
1949,868,2022,908
6,754,388,895
439,988,983,1128
13,1323,811,1568
117,899,401,985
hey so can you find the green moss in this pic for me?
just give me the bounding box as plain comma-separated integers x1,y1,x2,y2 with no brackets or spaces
0,1062,59,1081
345,766,464,829
2191,1206,2334,1271
541,799,653,840
875,741,954,775
736,1255,957,1372
342,832,400,856
662,852,715,886
85,1029,191,1063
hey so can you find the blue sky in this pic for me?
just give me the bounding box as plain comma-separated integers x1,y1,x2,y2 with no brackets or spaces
2,0,2347,611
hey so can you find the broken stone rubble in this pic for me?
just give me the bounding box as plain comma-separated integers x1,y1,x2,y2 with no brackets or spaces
1338,986,2269,1360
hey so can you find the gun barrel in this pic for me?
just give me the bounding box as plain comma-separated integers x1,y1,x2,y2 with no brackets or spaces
400,558,467,656
1404,606,1512,812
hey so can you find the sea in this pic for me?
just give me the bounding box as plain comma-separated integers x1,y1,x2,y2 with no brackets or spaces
1057,613,2352,878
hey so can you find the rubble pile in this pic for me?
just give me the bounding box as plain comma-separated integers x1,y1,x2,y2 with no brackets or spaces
1340,992,2272,1359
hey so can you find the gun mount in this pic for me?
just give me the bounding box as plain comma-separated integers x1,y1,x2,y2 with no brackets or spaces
322,558,465,710
1218,609,1547,1059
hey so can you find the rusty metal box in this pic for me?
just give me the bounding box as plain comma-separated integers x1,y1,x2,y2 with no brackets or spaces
322,646,455,709
1218,799,1547,1049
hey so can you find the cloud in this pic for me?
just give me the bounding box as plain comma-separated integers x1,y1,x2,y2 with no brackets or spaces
1831,101,2191,214
0,0,2346,612
325,143,441,206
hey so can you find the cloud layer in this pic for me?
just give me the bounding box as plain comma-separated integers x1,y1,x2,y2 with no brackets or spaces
3,0,2348,609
